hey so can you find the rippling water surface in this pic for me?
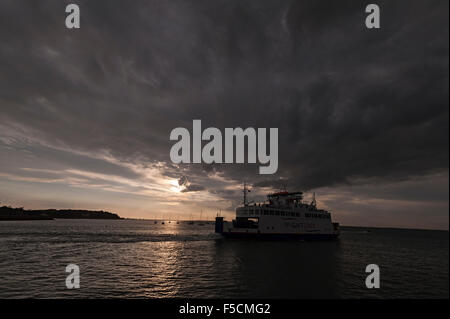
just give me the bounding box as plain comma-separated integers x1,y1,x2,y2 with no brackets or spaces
0,219,448,298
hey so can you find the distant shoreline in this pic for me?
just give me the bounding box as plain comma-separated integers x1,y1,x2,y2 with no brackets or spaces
0,206,122,221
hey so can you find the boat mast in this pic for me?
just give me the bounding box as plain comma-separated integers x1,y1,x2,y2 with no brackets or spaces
243,182,250,206
310,192,317,208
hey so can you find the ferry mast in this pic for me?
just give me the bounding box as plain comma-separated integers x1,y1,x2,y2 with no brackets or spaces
243,182,251,206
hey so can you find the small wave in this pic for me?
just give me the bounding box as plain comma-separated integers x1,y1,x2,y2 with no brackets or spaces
0,232,222,244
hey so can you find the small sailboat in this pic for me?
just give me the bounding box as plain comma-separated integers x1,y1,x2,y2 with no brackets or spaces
198,209,205,226
187,213,194,225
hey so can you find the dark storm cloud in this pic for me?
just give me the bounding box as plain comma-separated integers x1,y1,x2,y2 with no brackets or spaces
177,175,204,192
180,184,205,193
0,0,448,198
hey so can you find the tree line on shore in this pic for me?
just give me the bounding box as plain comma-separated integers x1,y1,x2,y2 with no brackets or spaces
0,205,121,220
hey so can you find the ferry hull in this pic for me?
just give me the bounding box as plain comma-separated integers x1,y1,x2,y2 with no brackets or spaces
215,216,339,241
220,231,339,241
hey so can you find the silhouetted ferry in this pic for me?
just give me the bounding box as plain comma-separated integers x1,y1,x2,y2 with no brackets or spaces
215,184,340,240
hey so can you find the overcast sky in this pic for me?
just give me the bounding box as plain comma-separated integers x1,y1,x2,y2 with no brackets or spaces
0,0,448,229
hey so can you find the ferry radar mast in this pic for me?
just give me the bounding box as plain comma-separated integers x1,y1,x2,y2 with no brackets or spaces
310,192,317,208
243,182,251,206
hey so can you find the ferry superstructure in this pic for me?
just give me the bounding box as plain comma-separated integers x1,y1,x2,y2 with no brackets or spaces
215,184,340,240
